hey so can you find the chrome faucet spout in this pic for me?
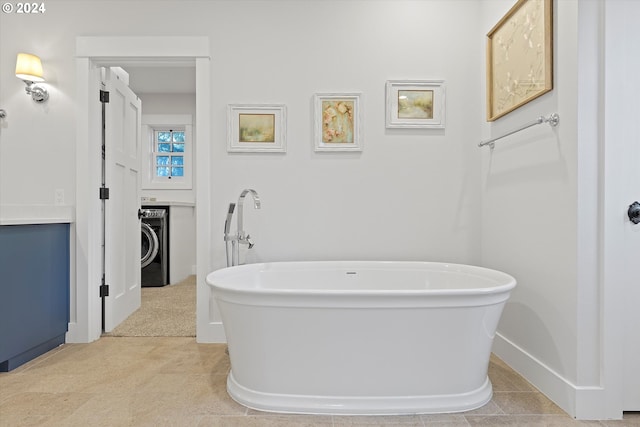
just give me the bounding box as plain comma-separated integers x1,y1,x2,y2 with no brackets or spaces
237,189,261,240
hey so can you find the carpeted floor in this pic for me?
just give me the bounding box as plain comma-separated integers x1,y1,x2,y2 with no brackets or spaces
104,275,196,337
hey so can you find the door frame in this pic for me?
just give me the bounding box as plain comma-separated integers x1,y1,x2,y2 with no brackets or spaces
71,36,217,342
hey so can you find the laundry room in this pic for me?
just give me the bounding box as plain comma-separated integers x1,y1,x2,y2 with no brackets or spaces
127,65,197,290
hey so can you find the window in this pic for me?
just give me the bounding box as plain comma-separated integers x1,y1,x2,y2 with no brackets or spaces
142,114,193,190
154,129,185,178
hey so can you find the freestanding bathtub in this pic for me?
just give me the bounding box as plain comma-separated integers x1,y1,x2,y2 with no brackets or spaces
206,261,516,415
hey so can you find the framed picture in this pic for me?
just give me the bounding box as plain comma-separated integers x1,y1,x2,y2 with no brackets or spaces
314,93,361,152
385,80,445,129
486,0,553,121
227,104,286,153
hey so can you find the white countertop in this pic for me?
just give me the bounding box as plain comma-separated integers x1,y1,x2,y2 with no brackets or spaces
0,205,75,225
141,201,195,207
0,202,193,225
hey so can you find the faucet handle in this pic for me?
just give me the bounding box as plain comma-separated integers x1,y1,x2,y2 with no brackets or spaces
246,234,255,249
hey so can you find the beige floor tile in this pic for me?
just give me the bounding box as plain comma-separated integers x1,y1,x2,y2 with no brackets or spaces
462,400,505,416
129,391,202,421
420,413,471,425
161,373,248,416
0,372,41,401
154,344,230,374
7,339,627,426
198,414,333,426
55,392,134,426
135,415,205,427
489,361,539,392
0,413,61,427
491,391,566,415
0,391,94,421
332,414,424,426
601,411,640,426
465,414,604,426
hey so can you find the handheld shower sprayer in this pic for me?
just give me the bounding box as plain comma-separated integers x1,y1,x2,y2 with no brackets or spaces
224,203,236,236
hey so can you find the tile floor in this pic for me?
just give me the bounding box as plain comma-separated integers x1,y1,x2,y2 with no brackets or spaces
0,337,638,426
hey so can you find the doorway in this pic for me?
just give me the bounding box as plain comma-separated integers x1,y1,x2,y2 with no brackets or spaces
96,64,198,337
73,36,214,343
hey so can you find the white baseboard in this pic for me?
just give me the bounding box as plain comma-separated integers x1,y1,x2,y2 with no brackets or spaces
493,332,611,420
65,322,81,343
65,322,95,344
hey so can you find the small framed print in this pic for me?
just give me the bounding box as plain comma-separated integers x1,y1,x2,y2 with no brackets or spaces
227,104,286,153
314,93,362,152
385,80,445,129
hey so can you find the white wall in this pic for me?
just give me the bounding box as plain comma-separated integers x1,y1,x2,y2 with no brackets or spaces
480,0,605,419
208,0,485,268
0,40,76,207
480,0,578,376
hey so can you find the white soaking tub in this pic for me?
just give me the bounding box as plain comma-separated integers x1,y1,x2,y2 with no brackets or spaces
206,261,516,415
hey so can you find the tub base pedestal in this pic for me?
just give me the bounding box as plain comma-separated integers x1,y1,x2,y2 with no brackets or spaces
226,371,493,415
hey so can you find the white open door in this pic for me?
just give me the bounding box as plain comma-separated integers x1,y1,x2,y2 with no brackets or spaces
103,68,142,332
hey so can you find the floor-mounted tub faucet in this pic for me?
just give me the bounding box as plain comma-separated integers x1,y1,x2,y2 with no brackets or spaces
224,189,261,267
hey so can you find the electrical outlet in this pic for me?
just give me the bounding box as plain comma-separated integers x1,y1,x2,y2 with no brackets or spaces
54,189,65,205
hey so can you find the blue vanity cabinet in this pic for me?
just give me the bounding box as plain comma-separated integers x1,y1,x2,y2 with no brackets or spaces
0,223,70,371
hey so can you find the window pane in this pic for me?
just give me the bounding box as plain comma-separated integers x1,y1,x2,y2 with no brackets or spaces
156,166,170,177
171,156,184,166
172,143,185,152
156,156,170,165
158,132,171,142
171,167,184,177
173,132,185,142
158,143,171,152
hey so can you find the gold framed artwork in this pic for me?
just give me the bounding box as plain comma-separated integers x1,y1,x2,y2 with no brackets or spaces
385,80,445,128
314,93,361,152
486,0,553,122
227,104,286,153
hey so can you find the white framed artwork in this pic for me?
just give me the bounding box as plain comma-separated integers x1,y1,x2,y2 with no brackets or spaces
385,80,445,129
227,104,286,153
313,93,362,152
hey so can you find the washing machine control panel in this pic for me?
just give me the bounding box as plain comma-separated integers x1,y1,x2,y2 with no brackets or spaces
140,209,167,219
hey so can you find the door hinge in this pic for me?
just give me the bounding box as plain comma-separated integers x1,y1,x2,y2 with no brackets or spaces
99,187,110,200
100,90,109,103
100,277,109,297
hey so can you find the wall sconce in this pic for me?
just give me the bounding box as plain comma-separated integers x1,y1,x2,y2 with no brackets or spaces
15,53,49,103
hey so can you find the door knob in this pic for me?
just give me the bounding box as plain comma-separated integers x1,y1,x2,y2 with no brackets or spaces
628,201,640,224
